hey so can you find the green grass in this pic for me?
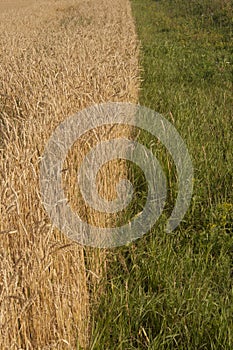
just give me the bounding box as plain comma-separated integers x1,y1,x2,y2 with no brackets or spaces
90,1,233,349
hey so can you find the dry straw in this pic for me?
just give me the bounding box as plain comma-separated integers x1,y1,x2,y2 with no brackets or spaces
0,0,139,348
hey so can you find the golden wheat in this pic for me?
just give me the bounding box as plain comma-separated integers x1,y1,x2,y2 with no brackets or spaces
0,0,139,348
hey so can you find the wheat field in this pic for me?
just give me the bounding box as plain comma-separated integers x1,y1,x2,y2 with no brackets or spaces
0,0,139,348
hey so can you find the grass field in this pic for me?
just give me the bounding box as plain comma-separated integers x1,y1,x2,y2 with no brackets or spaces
90,0,233,349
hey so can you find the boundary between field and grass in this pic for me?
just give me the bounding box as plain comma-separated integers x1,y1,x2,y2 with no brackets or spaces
90,1,233,349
